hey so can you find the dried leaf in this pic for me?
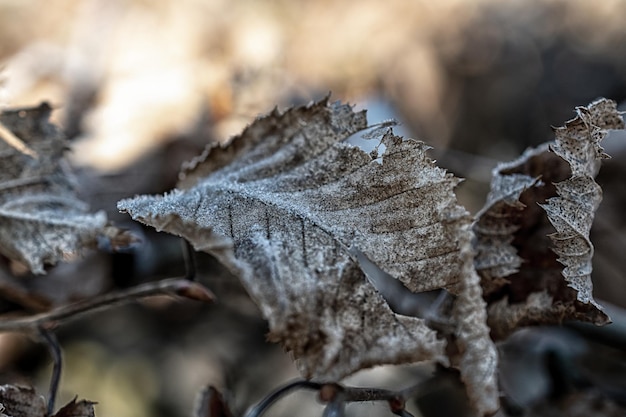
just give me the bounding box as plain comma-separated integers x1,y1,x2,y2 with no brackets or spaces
473,148,545,296
451,226,499,416
118,99,495,409
193,386,232,417
0,385,46,417
51,398,96,417
0,386,95,417
541,99,620,305
474,99,623,338
0,103,131,274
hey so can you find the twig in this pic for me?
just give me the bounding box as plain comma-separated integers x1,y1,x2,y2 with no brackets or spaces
341,386,397,402
245,378,432,417
182,239,197,281
0,278,214,332
38,326,62,417
243,380,322,417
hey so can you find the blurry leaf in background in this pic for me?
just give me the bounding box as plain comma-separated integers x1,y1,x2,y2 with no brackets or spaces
0,384,46,417
193,386,232,417
0,103,133,275
52,398,96,417
474,99,623,339
0,384,95,417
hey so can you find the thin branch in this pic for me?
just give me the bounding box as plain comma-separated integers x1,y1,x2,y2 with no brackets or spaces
341,386,397,402
0,278,214,332
38,326,62,417
243,380,322,417
245,378,432,417
182,239,197,281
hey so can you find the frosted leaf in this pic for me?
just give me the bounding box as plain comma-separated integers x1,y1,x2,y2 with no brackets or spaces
452,224,499,416
473,146,546,295
0,103,131,274
542,99,622,305
118,98,493,408
475,99,622,337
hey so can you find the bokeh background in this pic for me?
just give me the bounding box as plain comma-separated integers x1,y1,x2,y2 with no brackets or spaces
1,0,626,416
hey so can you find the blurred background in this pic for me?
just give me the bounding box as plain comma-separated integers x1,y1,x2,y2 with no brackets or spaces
1,0,626,416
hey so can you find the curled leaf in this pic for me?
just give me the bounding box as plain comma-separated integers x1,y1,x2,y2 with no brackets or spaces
474,98,623,338
541,99,620,306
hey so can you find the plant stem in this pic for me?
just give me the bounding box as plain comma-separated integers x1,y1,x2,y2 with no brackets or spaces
0,278,214,332
38,326,62,417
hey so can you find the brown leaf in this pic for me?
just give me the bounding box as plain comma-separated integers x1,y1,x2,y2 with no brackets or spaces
51,398,96,417
193,386,232,417
450,226,499,416
0,103,132,275
118,99,496,408
0,384,46,417
474,99,623,338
